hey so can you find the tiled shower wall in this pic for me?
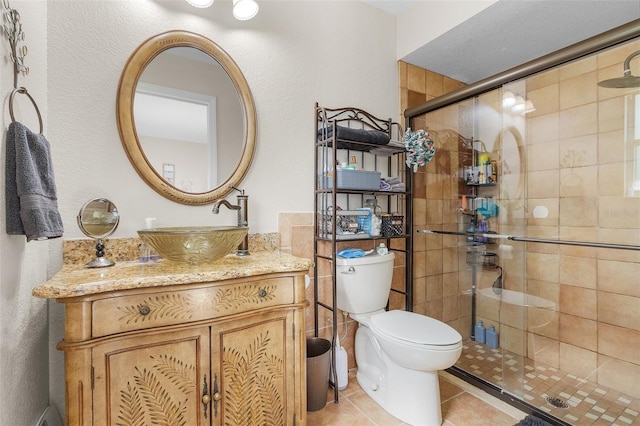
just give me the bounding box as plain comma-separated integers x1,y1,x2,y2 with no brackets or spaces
405,39,640,400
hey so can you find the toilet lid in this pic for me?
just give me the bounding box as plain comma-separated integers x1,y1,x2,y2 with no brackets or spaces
371,310,462,346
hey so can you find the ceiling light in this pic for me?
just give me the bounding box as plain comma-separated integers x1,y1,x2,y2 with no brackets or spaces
186,0,214,8
502,90,516,108
233,0,259,20
512,96,526,112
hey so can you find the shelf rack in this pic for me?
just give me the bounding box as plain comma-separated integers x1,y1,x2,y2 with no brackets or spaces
313,103,413,403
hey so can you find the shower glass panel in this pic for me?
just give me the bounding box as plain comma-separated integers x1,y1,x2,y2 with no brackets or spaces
413,36,640,425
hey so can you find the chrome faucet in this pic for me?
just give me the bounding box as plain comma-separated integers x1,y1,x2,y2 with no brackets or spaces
212,186,249,256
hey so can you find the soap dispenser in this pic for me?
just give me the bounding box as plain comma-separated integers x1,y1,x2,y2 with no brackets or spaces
486,325,499,349
139,217,159,262
474,320,486,344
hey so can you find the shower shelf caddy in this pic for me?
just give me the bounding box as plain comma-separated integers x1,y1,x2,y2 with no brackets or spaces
313,103,413,404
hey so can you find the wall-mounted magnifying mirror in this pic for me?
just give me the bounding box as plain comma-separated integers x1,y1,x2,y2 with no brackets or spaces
77,198,120,268
117,30,256,205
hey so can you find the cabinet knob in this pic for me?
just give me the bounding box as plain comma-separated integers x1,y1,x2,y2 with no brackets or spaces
139,305,151,315
213,392,221,402
258,289,267,297
202,394,211,405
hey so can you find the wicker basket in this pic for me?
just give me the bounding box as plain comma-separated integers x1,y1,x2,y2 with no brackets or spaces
381,214,404,237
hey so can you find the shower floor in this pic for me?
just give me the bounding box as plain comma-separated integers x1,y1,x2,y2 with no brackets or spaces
456,340,640,425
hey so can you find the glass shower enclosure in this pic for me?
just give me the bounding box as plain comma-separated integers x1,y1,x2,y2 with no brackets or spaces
407,21,640,426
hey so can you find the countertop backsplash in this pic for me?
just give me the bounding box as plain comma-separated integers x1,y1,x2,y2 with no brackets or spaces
63,233,281,265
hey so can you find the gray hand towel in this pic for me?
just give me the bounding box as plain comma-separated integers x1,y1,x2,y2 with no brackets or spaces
5,121,64,241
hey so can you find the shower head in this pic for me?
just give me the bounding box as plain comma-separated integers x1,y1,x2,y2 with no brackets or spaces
598,50,640,88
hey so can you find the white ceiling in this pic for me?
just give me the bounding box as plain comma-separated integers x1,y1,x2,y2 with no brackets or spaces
366,0,640,84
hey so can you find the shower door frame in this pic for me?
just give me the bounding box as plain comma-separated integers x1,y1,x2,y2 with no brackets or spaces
405,18,640,426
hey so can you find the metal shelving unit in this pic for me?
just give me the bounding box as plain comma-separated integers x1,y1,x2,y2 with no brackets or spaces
313,103,413,403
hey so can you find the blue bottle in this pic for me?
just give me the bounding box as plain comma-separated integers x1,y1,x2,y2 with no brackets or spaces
474,320,486,343
486,325,499,349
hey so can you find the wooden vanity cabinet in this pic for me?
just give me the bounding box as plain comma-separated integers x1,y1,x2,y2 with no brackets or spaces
58,272,308,426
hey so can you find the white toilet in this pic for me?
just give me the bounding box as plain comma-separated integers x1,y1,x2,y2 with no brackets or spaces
336,252,462,426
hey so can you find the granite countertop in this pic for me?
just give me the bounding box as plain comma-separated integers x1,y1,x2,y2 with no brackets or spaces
33,251,314,299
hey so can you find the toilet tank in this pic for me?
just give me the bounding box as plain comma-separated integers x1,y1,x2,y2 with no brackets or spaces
335,252,395,314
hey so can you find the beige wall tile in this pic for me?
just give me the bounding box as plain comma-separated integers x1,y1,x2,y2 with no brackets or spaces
598,129,625,164
561,134,598,168
528,112,560,144
527,198,559,227
501,302,526,331
426,249,443,276
426,273,443,301
598,323,640,365
559,313,597,351
527,252,559,283
560,343,597,379
598,163,625,197
426,71,444,98
527,279,560,305
528,83,559,117
443,272,459,298
598,97,624,133
559,55,597,80
407,63,426,93
598,259,640,297
560,166,598,198
426,198,444,225
559,255,596,289
502,324,525,356
291,225,314,259
476,294,500,323
527,170,559,198
559,71,597,110
527,68,558,91
527,307,559,339
598,291,640,331
443,295,458,322
560,285,597,320
559,197,598,227
599,196,640,229
528,333,559,367
527,141,559,172
413,198,427,226
559,103,597,139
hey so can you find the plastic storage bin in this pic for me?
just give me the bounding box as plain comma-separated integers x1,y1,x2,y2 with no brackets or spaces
320,168,381,191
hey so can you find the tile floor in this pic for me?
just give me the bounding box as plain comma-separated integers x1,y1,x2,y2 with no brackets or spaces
307,370,527,425
456,341,640,426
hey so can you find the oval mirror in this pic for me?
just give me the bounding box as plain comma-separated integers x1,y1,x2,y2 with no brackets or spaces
77,198,120,268
117,31,256,205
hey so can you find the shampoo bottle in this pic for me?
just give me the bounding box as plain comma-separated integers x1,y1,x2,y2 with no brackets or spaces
474,320,486,343
486,325,499,349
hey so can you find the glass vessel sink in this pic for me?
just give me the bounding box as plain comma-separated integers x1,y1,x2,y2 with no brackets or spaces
137,226,248,265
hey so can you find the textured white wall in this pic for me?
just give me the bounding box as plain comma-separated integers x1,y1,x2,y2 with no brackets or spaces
48,0,399,239
43,0,399,420
0,2,52,425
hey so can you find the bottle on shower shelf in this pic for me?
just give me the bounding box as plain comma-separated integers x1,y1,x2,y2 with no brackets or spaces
486,325,499,349
474,320,486,343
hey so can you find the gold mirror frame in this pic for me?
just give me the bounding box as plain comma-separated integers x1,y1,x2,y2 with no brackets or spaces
116,30,256,205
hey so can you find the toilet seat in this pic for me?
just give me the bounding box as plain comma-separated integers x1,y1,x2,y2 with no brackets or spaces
370,310,462,350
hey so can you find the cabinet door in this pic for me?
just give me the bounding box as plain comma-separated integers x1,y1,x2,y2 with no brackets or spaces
212,309,296,425
92,327,210,426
